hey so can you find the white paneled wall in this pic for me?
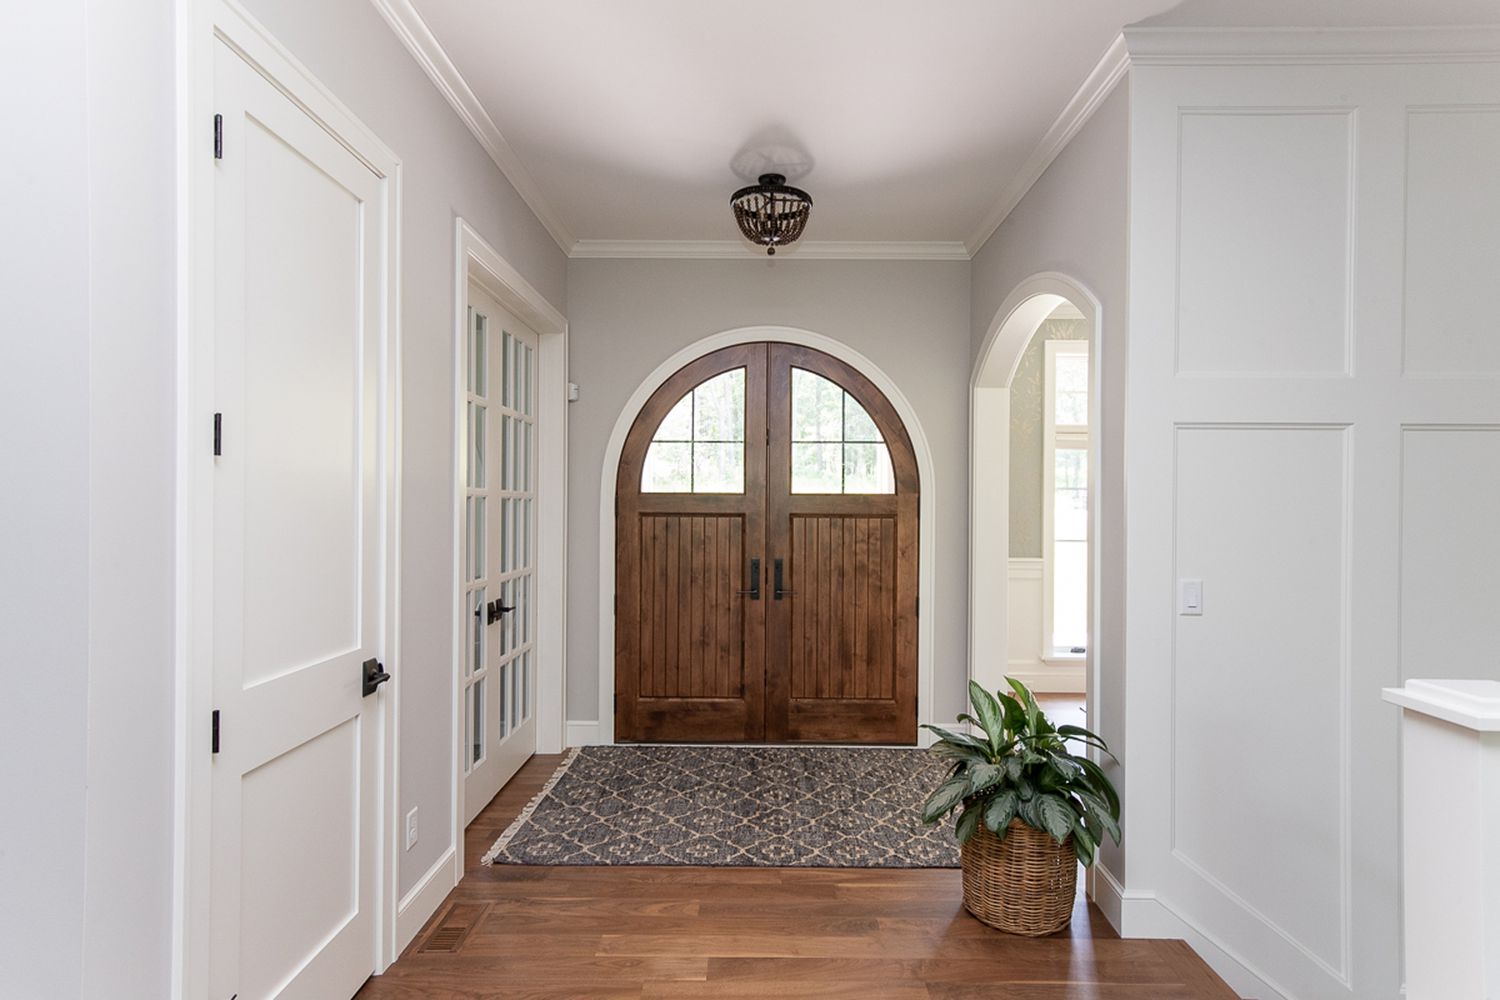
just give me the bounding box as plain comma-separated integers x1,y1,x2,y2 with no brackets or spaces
1121,28,1500,1000
1005,558,1085,693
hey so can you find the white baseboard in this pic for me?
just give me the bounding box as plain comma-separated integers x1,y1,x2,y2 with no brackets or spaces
566,719,604,747
395,845,457,954
1092,863,1126,934
1004,662,1086,694
1113,880,1295,1000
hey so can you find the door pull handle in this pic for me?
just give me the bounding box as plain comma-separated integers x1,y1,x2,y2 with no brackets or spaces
737,558,761,600
485,600,516,625
773,558,795,600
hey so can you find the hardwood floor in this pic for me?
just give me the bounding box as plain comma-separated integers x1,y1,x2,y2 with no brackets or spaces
358,750,1239,1000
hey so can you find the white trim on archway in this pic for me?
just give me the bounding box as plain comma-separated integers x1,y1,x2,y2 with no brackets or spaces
594,326,937,747
969,272,1103,717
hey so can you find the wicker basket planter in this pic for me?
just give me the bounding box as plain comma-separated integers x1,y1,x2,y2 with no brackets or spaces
959,818,1078,936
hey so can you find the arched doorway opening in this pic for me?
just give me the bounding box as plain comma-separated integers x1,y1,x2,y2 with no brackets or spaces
597,327,936,746
614,342,920,744
971,273,1103,736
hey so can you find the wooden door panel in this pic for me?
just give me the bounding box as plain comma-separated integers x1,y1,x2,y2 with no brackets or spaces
788,515,897,701
616,342,918,744
637,513,745,699
616,345,767,742
766,345,919,745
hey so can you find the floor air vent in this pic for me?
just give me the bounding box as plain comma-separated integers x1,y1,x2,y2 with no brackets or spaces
419,902,489,954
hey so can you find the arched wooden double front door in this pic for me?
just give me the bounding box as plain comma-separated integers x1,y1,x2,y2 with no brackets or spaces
615,343,919,744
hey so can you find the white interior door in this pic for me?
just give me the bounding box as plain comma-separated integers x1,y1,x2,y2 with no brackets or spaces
462,284,538,825
210,39,388,1000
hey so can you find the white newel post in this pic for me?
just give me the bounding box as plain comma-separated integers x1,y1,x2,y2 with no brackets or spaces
1382,680,1500,1000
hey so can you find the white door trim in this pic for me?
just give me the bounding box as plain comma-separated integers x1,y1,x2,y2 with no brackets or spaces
450,219,568,887
177,0,404,992
595,326,937,747
970,272,1103,745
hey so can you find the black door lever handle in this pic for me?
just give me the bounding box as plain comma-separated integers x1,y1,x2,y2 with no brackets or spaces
362,657,391,696
485,600,516,625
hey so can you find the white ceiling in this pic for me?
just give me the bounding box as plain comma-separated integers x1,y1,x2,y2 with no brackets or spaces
401,0,1181,253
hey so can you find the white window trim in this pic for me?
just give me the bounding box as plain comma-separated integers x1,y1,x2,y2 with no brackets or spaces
1041,339,1090,663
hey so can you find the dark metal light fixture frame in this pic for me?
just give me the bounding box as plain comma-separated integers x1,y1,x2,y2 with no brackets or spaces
730,173,813,255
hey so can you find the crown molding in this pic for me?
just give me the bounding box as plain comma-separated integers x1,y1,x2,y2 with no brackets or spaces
569,239,973,261
1123,24,1500,65
965,34,1131,256
369,0,576,253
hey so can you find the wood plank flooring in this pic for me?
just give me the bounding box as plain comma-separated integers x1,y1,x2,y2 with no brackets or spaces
358,751,1240,1000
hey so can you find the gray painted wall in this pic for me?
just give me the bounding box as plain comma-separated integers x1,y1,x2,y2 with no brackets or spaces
564,258,973,725
1009,317,1088,558
969,82,1129,876
241,0,569,898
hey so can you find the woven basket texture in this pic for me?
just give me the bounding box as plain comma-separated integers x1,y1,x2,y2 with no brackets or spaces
959,817,1078,936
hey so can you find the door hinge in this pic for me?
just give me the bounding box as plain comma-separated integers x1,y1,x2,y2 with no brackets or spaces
213,113,223,159
213,412,222,456
211,710,221,754
915,597,919,618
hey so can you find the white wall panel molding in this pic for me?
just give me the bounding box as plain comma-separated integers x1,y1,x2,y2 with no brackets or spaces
1402,104,1500,376
1125,25,1500,65
1122,47,1500,999
1174,108,1355,378
1169,423,1353,985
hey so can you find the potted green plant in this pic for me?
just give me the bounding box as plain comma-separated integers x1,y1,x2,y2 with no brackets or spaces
921,677,1121,936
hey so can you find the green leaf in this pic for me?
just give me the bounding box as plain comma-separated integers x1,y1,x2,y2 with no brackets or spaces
1001,756,1024,782
1076,789,1122,844
929,741,988,765
996,692,1027,734
1045,752,1086,782
1058,723,1107,746
955,804,982,844
1005,676,1042,732
920,725,991,754
1017,795,1041,829
1072,816,1097,867
921,776,970,824
967,680,1005,750
1078,757,1121,816
1038,794,1077,844
966,762,1004,795
982,789,1019,837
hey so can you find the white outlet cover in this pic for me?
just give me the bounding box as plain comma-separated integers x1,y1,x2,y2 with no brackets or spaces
404,807,419,850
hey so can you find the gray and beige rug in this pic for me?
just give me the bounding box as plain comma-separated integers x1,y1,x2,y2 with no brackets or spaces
482,745,959,868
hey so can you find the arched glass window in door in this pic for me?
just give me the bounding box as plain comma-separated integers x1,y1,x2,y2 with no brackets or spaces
641,367,746,493
790,367,895,494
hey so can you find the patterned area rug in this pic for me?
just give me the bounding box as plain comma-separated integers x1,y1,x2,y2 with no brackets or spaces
482,745,960,868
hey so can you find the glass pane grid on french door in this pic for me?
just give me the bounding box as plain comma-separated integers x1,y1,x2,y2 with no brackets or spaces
463,307,490,773
488,328,537,744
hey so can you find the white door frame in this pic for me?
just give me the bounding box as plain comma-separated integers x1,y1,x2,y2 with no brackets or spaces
969,271,1103,731
450,220,568,877
595,326,937,746
176,0,404,992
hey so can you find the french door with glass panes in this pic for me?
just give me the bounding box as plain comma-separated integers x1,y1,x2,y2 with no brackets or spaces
462,283,538,824
614,342,920,744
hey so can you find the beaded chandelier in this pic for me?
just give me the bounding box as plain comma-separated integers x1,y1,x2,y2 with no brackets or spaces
730,173,813,255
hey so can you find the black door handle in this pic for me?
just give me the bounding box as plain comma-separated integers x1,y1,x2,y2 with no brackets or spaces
737,558,761,600
485,600,516,625
362,657,391,696
774,558,794,600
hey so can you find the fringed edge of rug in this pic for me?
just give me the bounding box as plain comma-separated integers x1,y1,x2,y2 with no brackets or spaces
480,746,583,866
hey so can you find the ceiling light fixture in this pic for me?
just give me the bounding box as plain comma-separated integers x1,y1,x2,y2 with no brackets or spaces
730,173,813,256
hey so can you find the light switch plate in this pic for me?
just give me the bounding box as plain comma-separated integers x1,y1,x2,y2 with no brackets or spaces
1179,579,1204,616
404,807,419,850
